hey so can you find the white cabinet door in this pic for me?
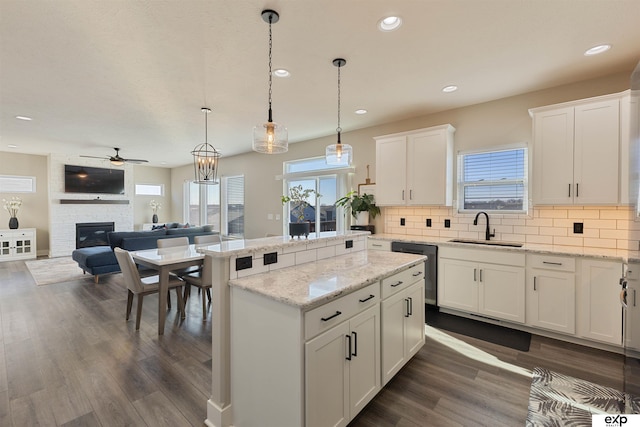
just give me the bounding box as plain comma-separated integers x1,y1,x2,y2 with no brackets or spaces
578,259,623,345
478,263,525,323
438,258,478,313
348,305,381,417
381,281,425,385
407,129,451,205
626,281,640,351
375,136,407,205
532,107,575,205
527,269,576,334
573,99,620,204
0,229,36,261
306,321,350,427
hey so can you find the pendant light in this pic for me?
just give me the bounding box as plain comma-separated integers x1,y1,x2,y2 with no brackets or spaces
192,107,221,184
326,58,353,166
253,9,288,154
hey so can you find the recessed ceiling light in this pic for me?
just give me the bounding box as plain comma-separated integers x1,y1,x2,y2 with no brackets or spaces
378,16,402,32
7,144,17,148
15,115,32,121
584,44,611,56
442,85,458,93
273,69,290,77
355,109,368,115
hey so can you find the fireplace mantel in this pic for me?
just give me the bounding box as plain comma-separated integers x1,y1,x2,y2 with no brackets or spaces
60,199,129,204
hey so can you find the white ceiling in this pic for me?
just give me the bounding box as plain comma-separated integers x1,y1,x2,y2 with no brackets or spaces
1,0,640,168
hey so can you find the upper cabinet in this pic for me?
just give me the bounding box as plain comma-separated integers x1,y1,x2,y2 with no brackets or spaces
530,92,627,205
374,124,455,206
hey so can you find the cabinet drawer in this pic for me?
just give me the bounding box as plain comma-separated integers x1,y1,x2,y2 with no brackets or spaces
367,239,391,251
381,262,425,299
304,282,379,340
527,254,575,272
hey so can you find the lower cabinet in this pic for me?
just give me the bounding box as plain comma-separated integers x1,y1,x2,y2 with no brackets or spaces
438,247,526,323
578,258,623,345
624,264,640,351
381,280,424,384
526,254,576,334
306,305,380,427
0,228,36,261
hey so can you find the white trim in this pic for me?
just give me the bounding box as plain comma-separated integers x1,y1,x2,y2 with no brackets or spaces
0,175,36,193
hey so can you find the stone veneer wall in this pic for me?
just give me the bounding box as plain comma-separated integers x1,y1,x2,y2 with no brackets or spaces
48,154,134,257
382,205,640,251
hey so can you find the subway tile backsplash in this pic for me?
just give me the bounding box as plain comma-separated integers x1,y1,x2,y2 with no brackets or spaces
382,206,639,250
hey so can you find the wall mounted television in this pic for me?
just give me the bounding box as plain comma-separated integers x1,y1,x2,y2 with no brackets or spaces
64,165,125,194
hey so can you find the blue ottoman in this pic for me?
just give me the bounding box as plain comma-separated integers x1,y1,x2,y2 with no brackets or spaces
72,246,120,283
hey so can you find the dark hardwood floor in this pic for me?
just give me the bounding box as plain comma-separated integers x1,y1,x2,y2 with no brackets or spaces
0,259,632,426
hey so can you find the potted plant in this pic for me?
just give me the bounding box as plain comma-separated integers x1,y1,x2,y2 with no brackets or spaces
282,185,321,239
336,191,380,226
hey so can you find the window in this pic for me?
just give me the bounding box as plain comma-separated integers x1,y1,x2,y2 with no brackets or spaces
135,183,163,196
184,175,245,238
457,147,528,213
0,175,36,193
283,157,352,235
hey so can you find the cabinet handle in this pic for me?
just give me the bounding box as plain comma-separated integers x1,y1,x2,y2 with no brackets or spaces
533,276,537,291
412,271,423,277
352,332,358,357
474,268,477,282
576,183,579,197
568,183,571,197
405,298,410,317
359,294,375,303
372,244,382,247
321,311,342,322
402,190,405,201
410,189,413,200
345,335,352,361
542,261,563,266
391,280,403,287
634,289,637,307
408,297,413,316
479,269,483,283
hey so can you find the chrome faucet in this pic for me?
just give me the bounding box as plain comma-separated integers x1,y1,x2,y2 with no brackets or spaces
474,211,495,241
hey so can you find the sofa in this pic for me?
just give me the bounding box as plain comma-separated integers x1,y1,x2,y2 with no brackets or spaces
72,224,217,283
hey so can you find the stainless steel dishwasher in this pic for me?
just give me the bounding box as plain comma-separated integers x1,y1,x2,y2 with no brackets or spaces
391,241,437,306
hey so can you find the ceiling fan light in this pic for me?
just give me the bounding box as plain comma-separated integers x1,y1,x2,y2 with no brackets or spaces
110,159,124,166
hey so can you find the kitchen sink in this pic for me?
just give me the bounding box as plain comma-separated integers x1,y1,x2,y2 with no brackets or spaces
448,238,523,248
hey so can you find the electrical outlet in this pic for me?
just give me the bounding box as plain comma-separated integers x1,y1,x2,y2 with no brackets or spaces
235,256,252,271
573,222,584,234
444,219,451,228
345,240,353,249
263,252,278,265
426,218,432,227
400,218,405,226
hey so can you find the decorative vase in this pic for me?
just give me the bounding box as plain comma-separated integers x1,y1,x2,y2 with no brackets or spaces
355,211,369,226
152,214,158,224
9,217,18,229
289,222,310,239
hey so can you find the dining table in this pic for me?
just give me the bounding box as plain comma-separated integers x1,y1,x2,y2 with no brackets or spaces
131,244,205,334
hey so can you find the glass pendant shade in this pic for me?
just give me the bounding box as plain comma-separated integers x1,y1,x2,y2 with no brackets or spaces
192,107,221,184
253,120,288,154
326,141,353,166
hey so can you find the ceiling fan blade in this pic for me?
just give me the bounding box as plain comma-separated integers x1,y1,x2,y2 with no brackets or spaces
123,158,149,164
79,155,109,160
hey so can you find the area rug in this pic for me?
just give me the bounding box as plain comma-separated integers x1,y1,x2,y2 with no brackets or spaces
426,306,531,351
25,257,89,285
526,367,640,426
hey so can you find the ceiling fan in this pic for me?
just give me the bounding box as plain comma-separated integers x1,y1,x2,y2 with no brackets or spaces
80,147,149,165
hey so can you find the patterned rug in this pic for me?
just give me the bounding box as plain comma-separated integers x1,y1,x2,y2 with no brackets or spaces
526,367,640,426
25,256,90,285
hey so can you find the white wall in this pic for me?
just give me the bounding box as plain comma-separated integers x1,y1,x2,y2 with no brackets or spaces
132,166,172,228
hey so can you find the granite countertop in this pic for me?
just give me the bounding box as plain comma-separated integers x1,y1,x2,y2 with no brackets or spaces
371,233,640,263
228,250,426,310
196,230,370,258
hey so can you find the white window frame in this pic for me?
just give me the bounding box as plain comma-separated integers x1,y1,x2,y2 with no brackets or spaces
282,157,354,235
135,183,164,196
457,144,529,214
0,175,36,193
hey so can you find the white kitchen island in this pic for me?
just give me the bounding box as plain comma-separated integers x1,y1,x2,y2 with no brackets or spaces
196,232,426,427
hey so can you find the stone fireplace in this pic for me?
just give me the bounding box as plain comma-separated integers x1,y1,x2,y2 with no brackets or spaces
76,222,115,248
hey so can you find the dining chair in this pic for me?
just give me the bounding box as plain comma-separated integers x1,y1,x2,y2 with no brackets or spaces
157,236,189,248
194,234,221,245
114,248,186,330
182,255,213,321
